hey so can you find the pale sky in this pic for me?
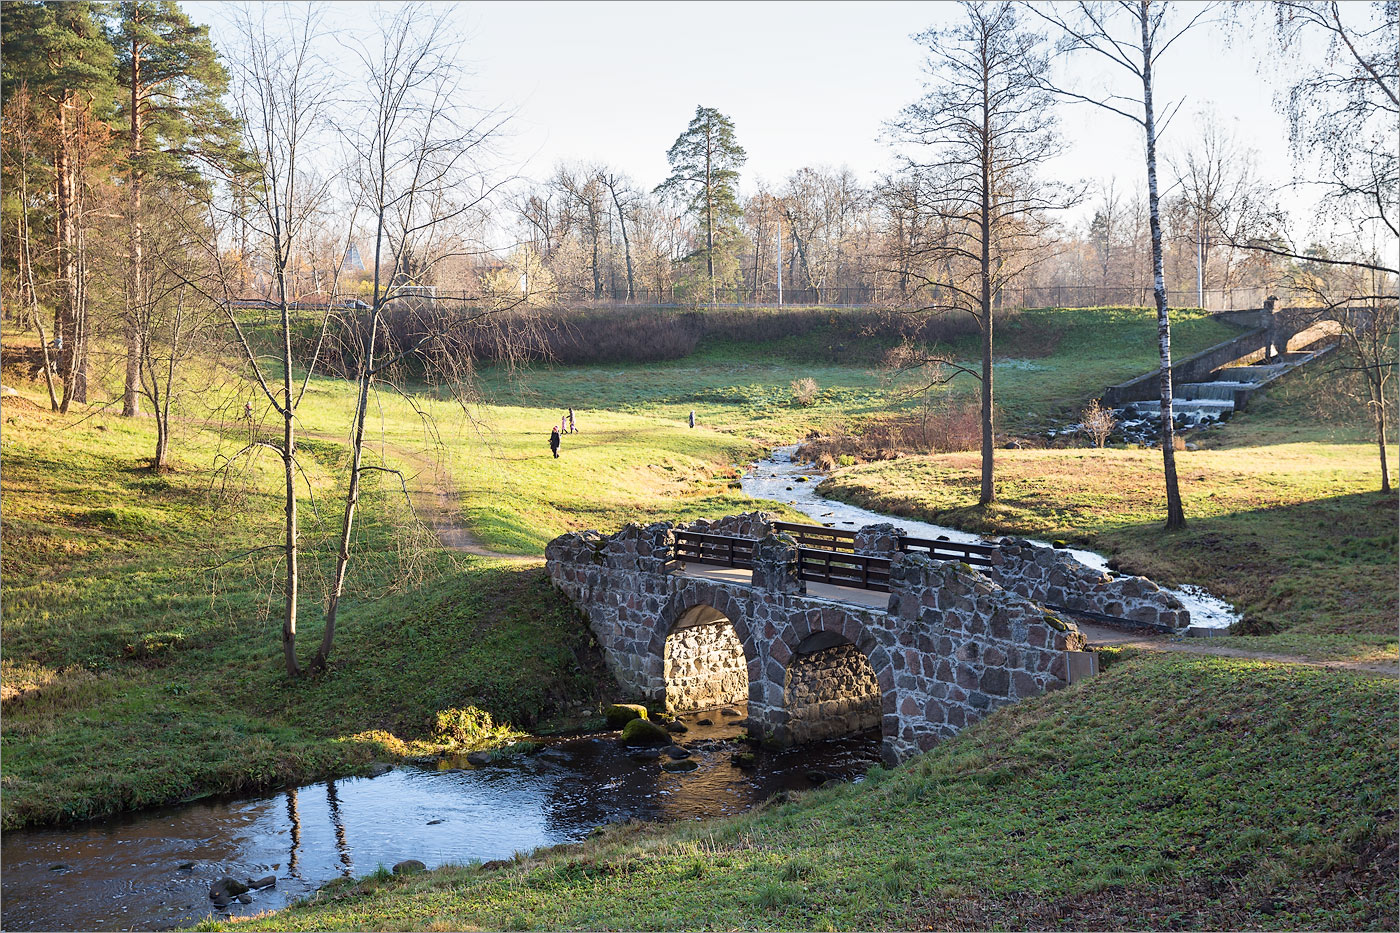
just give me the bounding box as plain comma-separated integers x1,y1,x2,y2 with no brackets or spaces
188,1,1338,231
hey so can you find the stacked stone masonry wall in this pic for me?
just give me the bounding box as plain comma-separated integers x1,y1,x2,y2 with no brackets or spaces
664,621,748,711
785,644,881,742
986,539,1188,631
546,517,1091,764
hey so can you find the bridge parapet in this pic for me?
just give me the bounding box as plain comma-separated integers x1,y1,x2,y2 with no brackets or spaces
987,539,1188,631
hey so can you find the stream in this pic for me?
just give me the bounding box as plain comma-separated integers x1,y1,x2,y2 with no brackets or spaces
0,710,878,931
740,444,1239,629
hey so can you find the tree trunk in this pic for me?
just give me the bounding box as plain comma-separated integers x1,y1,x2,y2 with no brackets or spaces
705,131,715,304
277,260,301,677
1374,378,1391,494
609,181,635,301
979,37,995,507
1141,0,1185,530
124,30,144,417
317,311,377,671
56,98,76,413
19,163,60,410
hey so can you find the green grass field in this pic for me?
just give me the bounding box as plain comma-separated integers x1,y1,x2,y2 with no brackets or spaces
474,306,1238,442
201,651,1398,932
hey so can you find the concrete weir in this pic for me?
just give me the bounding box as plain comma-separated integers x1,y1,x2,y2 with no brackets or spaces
545,514,1102,764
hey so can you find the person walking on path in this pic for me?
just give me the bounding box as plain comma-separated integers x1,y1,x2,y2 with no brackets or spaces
549,425,561,458
568,408,577,433
688,410,695,429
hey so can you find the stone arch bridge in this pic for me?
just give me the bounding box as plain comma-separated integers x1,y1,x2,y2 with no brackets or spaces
546,512,1187,764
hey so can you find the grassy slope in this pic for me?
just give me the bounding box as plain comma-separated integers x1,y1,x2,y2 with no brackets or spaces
0,377,779,828
819,377,1399,662
476,307,1238,441
205,652,1399,932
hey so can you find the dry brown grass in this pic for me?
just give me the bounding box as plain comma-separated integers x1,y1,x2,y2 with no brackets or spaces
798,398,985,466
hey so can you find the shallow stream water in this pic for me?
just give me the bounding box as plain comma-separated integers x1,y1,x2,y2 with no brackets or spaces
740,444,1239,629
0,710,877,931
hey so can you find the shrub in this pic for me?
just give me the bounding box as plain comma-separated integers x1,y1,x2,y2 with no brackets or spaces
1081,397,1116,448
432,706,509,748
790,377,820,407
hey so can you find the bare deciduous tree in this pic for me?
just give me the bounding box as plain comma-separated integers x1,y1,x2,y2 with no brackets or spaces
1027,0,1218,530
891,0,1067,506
316,2,512,671
207,2,338,678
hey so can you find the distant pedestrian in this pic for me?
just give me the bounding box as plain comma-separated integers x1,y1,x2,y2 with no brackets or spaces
568,407,577,433
549,425,561,458
243,400,253,421
688,410,695,429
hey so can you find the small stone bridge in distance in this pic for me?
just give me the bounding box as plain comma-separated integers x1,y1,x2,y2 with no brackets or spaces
547,513,1190,764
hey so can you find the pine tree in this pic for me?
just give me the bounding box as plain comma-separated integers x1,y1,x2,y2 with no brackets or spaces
655,106,746,303
108,0,233,417
1,1,117,410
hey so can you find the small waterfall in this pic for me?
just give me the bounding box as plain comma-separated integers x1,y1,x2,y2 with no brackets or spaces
1176,381,1250,401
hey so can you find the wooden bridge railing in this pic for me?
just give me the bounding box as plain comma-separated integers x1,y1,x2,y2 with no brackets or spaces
796,547,892,592
773,521,856,552
671,523,997,593
899,535,997,569
671,530,756,569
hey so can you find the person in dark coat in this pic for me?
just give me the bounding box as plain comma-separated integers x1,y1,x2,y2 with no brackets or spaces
549,425,561,458
568,407,577,433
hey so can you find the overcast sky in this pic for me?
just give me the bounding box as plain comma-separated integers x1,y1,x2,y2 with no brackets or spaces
188,1,1335,231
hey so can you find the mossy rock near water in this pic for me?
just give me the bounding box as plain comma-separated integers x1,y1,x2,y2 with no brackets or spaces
618,717,671,746
605,704,649,728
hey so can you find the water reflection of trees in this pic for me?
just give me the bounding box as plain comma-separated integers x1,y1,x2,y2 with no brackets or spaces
285,787,301,878
326,781,353,875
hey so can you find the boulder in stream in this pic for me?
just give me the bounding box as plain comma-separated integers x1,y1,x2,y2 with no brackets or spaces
618,717,670,746
247,875,277,890
660,758,700,773
210,877,249,899
664,745,692,759
604,703,648,728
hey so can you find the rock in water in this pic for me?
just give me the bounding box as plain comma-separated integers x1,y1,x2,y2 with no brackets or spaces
696,717,714,726
465,751,492,767
247,875,277,889
604,703,648,728
629,747,662,761
236,894,254,905
210,877,249,899
664,745,692,759
720,708,742,718
393,859,427,875
665,720,688,733
618,717,670,746
660,758,700,773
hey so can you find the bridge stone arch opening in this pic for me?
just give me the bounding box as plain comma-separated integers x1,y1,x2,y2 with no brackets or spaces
784,630,882,743
663,603,749,712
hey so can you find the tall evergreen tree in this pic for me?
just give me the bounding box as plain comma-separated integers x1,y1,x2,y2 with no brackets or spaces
1,0,116,410
655,105,746,303
108,0,232,417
